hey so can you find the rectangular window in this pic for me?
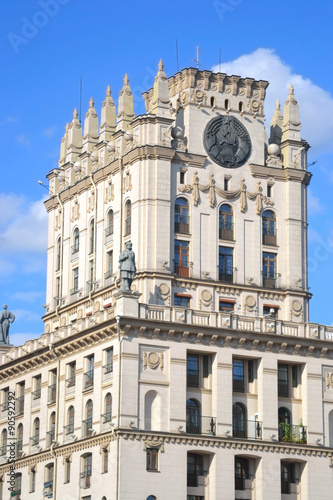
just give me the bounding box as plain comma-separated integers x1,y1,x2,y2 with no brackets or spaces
67,362,76,389
235,457,249,490
263,252,277,288
16,382,25,416
187,354,199,388
180,171,185,184
248,359,254,383
33,375,41,400
84,355,94,390
72,267,79,294
281,462,295,494
48,369,57,404
174,241,189,277
1,388,9,412
146,448,158,471
187,453,203,487
219,246,234,282
105,250,113,280
65,460,71,483
263,305,278,317
292,365,298,388
30,469,36,493
174,294,190,308
278,364,289,397
267,184,272,198
224,177,229,191
233,359,245,393
104,348,113,375
219,300,235,312
102,449,108,473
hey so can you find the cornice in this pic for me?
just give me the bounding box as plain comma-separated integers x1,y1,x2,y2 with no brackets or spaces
250,163,312,185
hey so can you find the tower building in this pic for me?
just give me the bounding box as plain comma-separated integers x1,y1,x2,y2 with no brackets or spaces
0,61,333,499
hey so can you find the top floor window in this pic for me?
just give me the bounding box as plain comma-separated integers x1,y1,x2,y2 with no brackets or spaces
89,219,95,255
175,198,190,234
56,237,61,271
106,209,114,237
219,204,233,240
124,200,131,236
262,210,277,245
72,228,79,254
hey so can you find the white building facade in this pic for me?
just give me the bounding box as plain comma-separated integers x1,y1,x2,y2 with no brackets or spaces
0,62,333,499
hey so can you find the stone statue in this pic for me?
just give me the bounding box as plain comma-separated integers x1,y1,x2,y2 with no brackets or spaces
119,242,136,292
0,305,15,344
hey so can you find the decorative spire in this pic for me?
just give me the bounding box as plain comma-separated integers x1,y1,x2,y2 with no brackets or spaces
59,123,69,166
117,74,135,131
281,83,301,142
269,99,283,145
83,97,99,149
100,85,116,141
67,108,82,158
150,59,170,117
73,108,78,119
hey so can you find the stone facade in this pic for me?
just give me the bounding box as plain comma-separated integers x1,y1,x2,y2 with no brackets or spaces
0,62,332,499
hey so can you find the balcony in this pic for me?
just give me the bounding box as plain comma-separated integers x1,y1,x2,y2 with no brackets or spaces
219,222,234,241
187,470,207,487
80,471,91,489
70,287,79,296
105,226,113,238
101,411,112,424
263,228,277,246
279,423,307,444
46,430,55,447
83,371,94,391
174,262,191,278
186,416,216,436
29,435,39,447
0,401,9,413
175,215,190,234
48,384,56,404
15,440,22,457
65,376,75,393
219,267,236,283
15,396,24,417
31,389,41,400
233,419,263,440
43,482,53,498
71,244,79,255
0,445,6,457
64,423,74,436
262,272,280,288
82,418,93,438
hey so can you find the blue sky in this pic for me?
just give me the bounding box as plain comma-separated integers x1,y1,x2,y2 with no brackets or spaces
1,0,333,345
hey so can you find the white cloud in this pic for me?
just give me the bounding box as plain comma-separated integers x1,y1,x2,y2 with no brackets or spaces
212,48,333,153
11,291,44,303
44,126,57,138
10,332,43,347
0,195,48,254
12,309,42,322
16,134,30,146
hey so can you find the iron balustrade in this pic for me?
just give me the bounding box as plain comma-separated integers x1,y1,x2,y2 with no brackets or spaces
279,423,307,444
105,226,113,238
66,376,75,388
175,215,190,234
103,362,113,375
263,228,277,245
233,419,263,440
70,287,79,295
219,222,234,240
71,244,79,255
262,272,280,289
80,471,91,489
46,430,55,447
219,267,236,283
82,418,93,438
63,424,74,435
104,270,113,280
0,445,6,456
101,411,112,424
15,396,24,416
186,416,216,436
48,384,56,404
174,262,191,278
83,371,94,390
31,390,41,400
0,402,9,412
30,435,39,446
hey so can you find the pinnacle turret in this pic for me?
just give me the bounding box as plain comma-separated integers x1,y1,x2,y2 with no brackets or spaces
269,99,283,145
117,74,135,131
281,83,301,142
150,59,170,117
100,85,116,141
83,97,99,150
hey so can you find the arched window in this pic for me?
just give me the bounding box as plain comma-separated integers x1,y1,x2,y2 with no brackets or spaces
84,400,93,437
104,393,112,423
147,496,157,500
278,407,291,425
89,219,95,254
210,96,216,108
145,391,161,431
219,204,233,240
233,403,247,438
278,407,294,443
262,210,277,245
124,200,131,236
73,228,79,254
1,429,7,456
67,406,75,434
32,417,40,445
225,99,229,110
106,209,114,237
238,101,244,112
186,399,201,434
175,198,190,234
17,424,23,453
56,236,61,271
81,453,92,488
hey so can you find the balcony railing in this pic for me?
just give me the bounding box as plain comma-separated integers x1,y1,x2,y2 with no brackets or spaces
66,376,75,389
262,272,280,288
105,226,113,238
233,419,263,440
15,396,24,416
71,244,79,255
64,424,74,435
175,215,190,234
219,267,236,283
31,389,41,400
101,411,112,424
219,222,234,240
30,435,39,446
16,440,22,456
82,418,93,438
279,423,307,444
83,371,94,390
0,401,9,412
174,262,191,277
103,362,113,375
186,416,216,436
187,470,207,487
104,270,113,280
263,228,277,246
0,445,6,456
70,287,79,296
86,280,93,293
80,471,91,489
48,384,56,404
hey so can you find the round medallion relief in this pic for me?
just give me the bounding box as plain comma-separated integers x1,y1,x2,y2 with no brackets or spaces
147,352,160,369
203,115,251,168
292,300,302,313
159,283,170,296
245,295,256,308
201,289,212,303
